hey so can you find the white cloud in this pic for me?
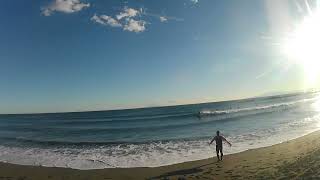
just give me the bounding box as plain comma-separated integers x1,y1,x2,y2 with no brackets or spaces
191,0,199,4
159,16,168,22
92,14,146,33
42,0,90,16
143,11,184,22
124,19,146,33
91,14,122,27
101,15,122,27
91,14,105,25
116,7,140,20
92,7,147,33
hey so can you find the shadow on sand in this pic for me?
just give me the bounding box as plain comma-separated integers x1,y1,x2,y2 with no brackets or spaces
149,162,214,179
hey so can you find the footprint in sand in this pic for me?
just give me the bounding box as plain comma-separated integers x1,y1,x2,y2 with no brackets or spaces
17,177,27,180
231,175,241,178
177,176,186,180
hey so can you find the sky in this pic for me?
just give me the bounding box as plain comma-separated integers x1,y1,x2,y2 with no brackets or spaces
0,0,319,114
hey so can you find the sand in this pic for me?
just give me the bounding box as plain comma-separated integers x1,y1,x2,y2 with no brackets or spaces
1,131,320,180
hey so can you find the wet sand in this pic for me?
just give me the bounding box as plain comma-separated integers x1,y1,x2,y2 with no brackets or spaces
1,130,320,179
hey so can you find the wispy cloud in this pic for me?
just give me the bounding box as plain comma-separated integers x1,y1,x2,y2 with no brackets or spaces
41,0,90,16
124,19,146,32
116,7,139,20
42,1,183,33
184,0,199,7
159,16,168,22
91,14,122,27
143,11,184,22
191,0,199,4
92,7,146,33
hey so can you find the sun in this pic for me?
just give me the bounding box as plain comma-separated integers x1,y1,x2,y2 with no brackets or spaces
283,9,320,89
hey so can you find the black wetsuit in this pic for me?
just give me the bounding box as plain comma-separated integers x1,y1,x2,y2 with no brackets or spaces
215,135,223,152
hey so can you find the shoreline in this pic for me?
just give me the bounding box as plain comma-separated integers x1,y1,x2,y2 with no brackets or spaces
0,130,320,179
0,130,316,170
0,130,312,170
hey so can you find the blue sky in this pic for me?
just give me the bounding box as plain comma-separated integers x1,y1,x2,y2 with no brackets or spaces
0,0,317,113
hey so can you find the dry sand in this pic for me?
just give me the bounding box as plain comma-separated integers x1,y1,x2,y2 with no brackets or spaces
1,130,320,180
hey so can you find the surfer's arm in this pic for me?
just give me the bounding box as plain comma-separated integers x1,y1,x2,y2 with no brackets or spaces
222,136,232,146
209,136,216,145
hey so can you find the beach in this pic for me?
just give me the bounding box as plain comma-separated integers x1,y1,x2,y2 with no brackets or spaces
0,130,319,179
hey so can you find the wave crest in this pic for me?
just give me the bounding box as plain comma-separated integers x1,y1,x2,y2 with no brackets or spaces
198,98,315,117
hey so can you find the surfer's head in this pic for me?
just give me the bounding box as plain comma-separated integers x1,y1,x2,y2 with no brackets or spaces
216,130,220,136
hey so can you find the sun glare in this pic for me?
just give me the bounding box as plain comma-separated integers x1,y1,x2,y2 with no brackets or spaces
283,9,320,89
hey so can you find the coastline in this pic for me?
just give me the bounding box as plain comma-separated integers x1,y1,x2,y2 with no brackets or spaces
1,130,320,179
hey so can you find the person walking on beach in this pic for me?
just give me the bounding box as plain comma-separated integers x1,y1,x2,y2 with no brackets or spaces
209,130,231,161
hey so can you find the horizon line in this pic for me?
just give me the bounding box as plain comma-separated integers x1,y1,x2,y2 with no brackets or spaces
0,90,315,116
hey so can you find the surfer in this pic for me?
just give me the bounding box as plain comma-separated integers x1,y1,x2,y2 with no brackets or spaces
197,111,202,119
209,130,231,161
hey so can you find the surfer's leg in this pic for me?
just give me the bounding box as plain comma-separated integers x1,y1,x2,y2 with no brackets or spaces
216,146,220,161
220,148,223,160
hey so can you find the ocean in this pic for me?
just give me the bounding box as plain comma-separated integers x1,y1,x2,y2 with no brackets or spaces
0,92,320,169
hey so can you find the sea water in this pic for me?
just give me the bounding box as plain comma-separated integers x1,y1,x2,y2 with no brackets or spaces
0,92,320,169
